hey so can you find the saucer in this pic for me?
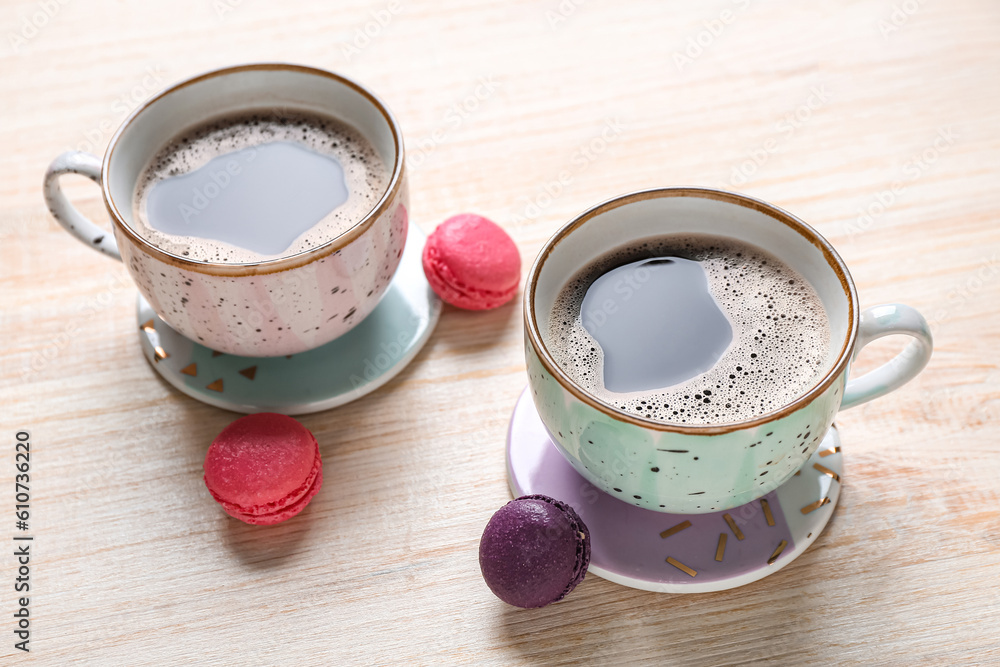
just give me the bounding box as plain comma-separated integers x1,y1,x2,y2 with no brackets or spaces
506,388,844,593
137,225,441,415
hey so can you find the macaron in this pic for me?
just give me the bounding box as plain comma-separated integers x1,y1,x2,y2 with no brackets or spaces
203,413,323,525
422,213,521,310
479,494,591,608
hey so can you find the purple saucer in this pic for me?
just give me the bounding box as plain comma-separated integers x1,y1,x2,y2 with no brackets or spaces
506,388,843,593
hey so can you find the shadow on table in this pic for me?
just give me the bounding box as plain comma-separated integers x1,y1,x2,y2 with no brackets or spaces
139,366,317,569
432,295,521,353
496,508,862,664
220,509,313,569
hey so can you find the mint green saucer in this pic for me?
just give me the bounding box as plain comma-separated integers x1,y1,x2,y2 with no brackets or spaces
136,226,441,414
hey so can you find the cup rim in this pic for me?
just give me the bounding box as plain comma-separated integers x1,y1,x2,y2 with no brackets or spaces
524,186,859,435
100,62,405,276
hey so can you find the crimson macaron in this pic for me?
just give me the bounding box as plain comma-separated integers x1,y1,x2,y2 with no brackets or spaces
203,413,323,525
422,213,521,310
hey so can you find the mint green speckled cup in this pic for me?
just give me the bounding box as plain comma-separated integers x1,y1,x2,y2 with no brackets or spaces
524,188,932,514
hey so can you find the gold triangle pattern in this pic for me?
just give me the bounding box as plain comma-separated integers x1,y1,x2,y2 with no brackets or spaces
238,366,257,380
206,379,224,392
180,363,197,376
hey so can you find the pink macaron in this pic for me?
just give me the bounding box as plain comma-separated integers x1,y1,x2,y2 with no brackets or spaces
422,213,521,310
203,413,323,525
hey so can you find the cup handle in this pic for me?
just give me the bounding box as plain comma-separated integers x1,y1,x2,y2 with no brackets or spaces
43,151,121,261
839,303,933,410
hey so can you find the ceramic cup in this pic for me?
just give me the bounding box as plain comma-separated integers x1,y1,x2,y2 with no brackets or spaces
43,63,407,357
524,187,933,514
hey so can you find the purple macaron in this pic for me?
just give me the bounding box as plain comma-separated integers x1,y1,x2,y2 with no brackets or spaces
479,494,591,608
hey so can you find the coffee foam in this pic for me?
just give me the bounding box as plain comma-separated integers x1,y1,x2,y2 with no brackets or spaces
545,234,832,425
132,109,388,263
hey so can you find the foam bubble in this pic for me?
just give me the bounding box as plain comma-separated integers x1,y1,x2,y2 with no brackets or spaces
545,234,832,425
132,109,389,263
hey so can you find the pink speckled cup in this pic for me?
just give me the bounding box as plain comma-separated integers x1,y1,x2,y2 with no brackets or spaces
43,63,407,356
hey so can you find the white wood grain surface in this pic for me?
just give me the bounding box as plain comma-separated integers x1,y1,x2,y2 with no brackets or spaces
2,0,999,664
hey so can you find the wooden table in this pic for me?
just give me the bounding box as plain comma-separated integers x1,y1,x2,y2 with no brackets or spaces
3,0,999,664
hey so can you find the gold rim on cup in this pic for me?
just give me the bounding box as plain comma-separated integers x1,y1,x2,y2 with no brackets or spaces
523,186,859,436
101,62,406,276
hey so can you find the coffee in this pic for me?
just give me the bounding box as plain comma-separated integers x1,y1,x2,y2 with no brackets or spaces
132,109,388,263
545,234,831,424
